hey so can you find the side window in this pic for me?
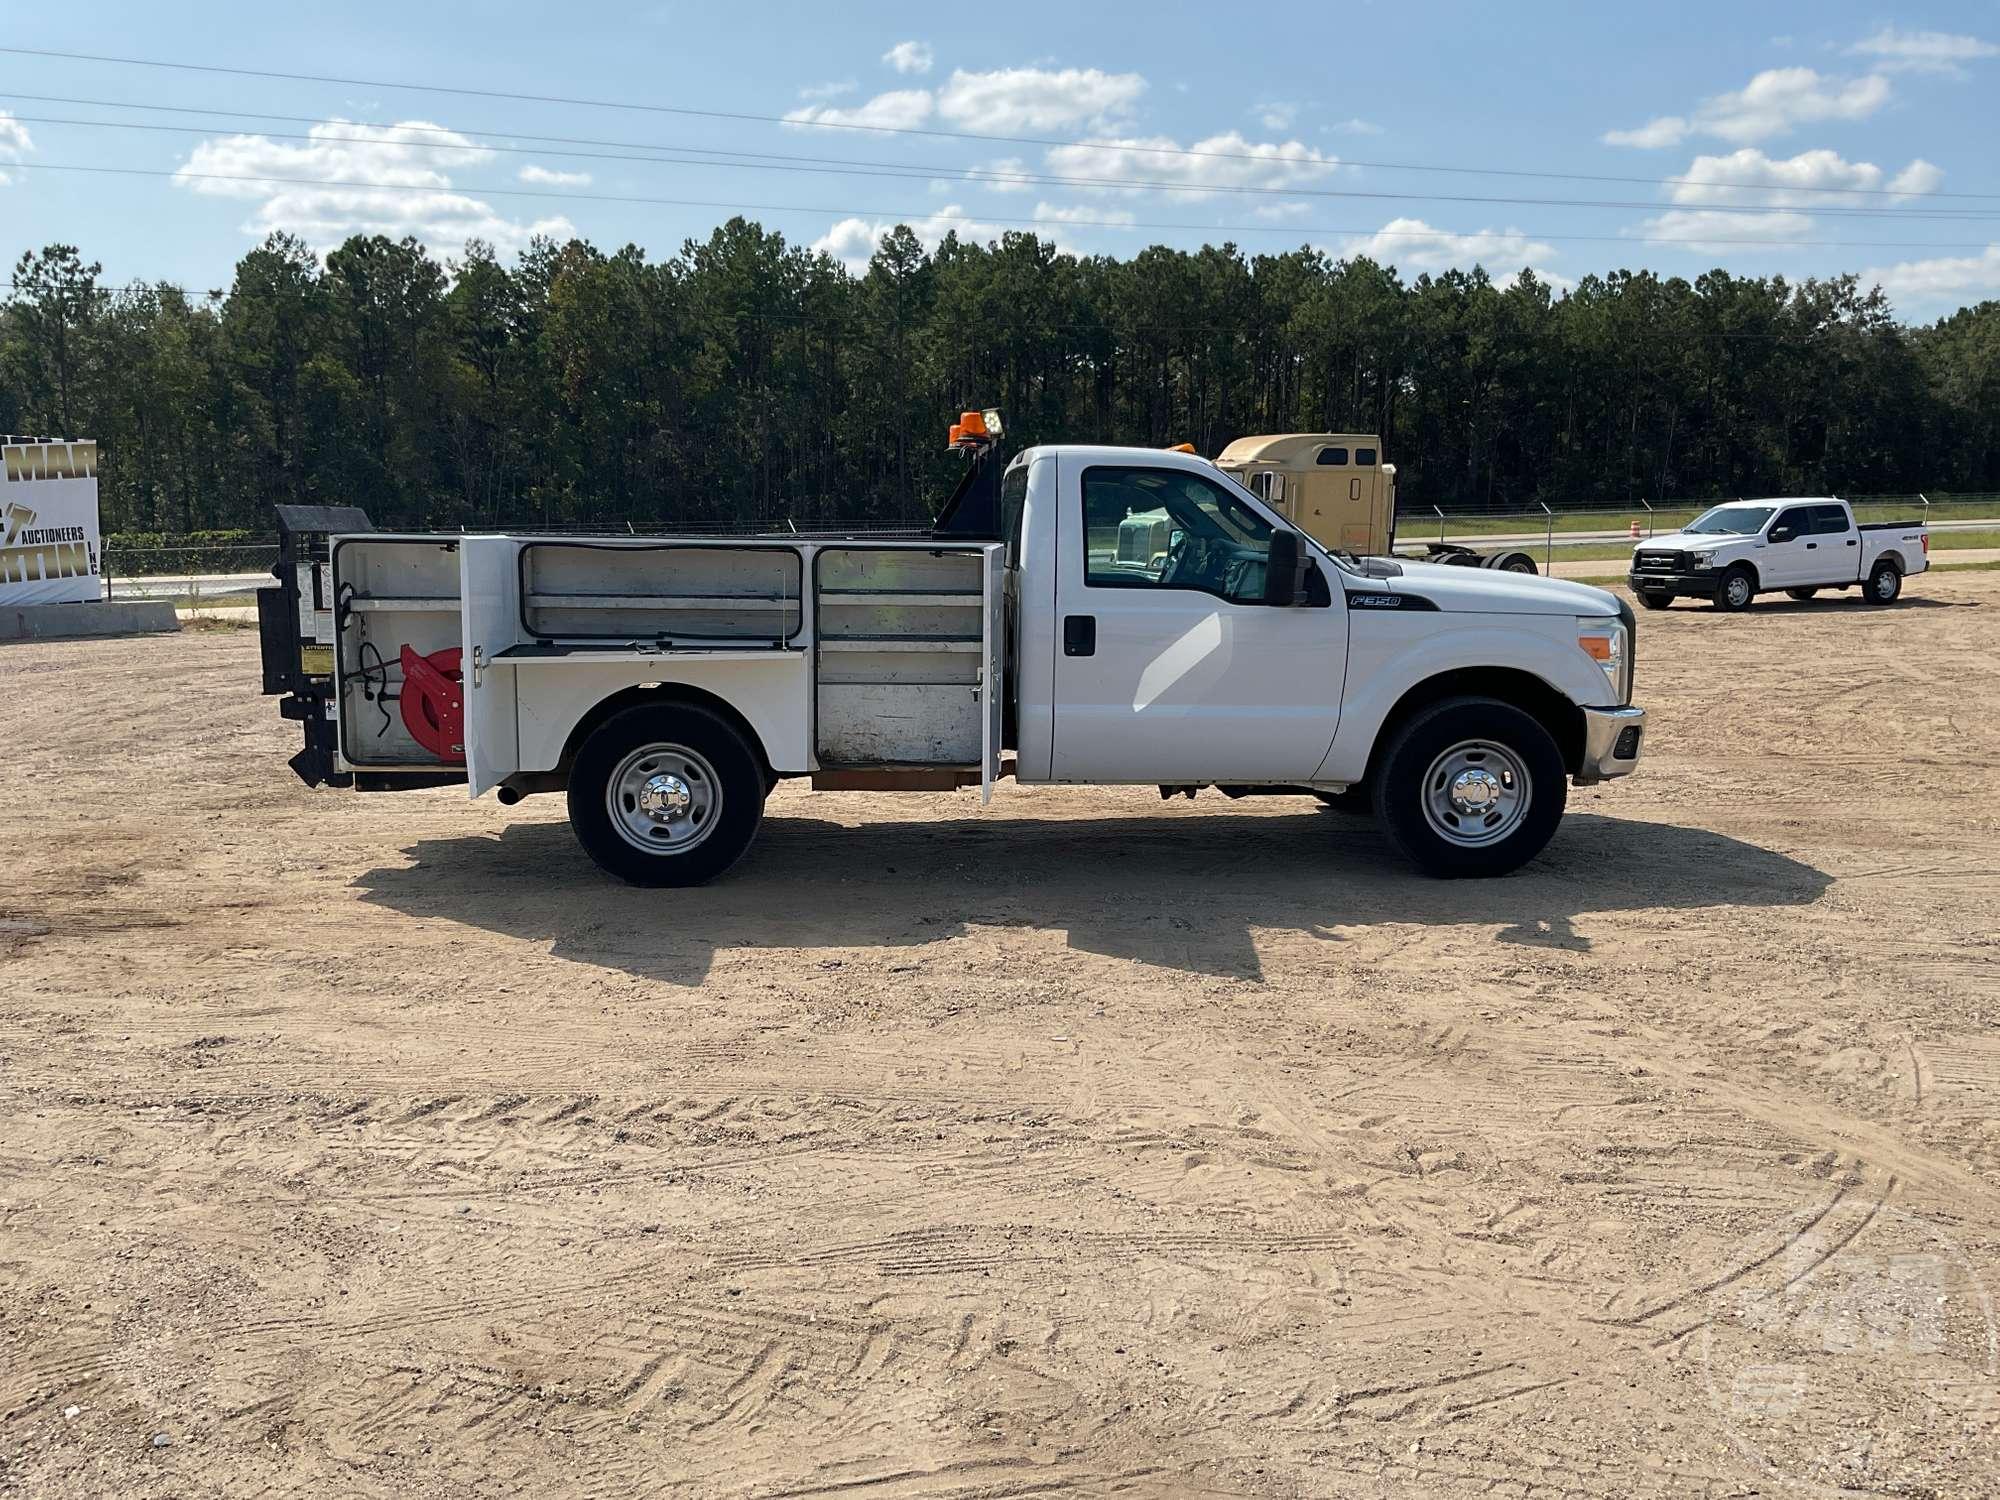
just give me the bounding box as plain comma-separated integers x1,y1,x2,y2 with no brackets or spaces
1084,465,1275,604
1811,504,1850,535
1315,446,1349,466
1354,447,1378,466
999,463,1029,567
1770,507,1812,539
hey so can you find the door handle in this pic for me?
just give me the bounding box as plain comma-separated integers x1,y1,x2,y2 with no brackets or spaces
1846,539,1858,546
1806,541,1818,549
1063,615,1096,657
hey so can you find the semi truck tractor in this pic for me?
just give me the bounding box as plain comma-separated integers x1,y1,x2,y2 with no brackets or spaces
259,412,1645,885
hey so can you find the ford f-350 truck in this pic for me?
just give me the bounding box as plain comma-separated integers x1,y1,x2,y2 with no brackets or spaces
259,419,1645,885
1629,497,1928,611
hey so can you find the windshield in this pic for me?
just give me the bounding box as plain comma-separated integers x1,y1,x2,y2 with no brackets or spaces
1684,505,1775,536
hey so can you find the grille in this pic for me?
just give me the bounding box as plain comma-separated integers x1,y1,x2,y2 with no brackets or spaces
1632,550,1686,573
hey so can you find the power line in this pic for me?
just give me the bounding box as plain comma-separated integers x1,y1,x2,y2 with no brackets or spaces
0,46,1989,206
8,107,1999,222
9,161,1997,253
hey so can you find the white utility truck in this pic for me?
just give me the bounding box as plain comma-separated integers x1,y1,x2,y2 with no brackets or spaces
1628,498,1928,611
259,415,1646,884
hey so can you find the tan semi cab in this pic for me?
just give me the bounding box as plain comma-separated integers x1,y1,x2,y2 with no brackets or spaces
1213,434,1539,573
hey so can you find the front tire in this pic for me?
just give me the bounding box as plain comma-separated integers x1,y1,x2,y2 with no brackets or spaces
1714,565,1756,611
1865,561,1902,605
1373,697,1567,878
567,703,766,886
1638,591,1674,611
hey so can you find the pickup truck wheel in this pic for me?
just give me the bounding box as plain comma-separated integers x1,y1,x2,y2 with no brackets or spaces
1374,697,1566,878
1865,561,1902,605
1637,591,1673,611
1785,587,1819,601
1714,566,1756,612
568,704,765,886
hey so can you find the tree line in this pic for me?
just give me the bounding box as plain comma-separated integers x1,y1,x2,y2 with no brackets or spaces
3,222,1997,535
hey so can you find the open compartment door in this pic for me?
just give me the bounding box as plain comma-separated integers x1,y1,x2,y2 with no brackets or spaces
460,537,521,798
980,542,1005,805
329,534,466,777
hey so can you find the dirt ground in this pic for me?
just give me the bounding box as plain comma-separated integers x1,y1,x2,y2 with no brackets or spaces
4,574,1999,1499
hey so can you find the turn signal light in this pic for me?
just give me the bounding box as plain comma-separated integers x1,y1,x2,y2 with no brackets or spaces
1579,636,1613,661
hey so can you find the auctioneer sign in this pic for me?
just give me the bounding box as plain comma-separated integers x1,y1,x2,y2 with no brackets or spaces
0,438,101,606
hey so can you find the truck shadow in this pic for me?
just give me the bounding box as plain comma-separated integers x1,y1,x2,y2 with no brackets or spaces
351,810,1831,985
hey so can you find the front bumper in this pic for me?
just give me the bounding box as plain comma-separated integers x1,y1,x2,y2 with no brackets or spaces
1576,705,1646,784
1628,568,1719,597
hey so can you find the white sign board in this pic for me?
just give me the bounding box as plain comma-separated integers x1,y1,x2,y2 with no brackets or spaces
1,439,102,606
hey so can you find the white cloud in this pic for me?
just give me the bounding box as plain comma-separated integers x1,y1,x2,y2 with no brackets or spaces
1863,244,2000,312
882,41,934,76
936,66,1145,132
1335,217,1563,287
172,119,573,255
797,78,858,102
1627,147,1944,248
1032,201,1133,226
518,164,592,187
1252,200,1313,221
1604,116,1691,150
784,89,934,132
1846,26,1998,75
1326,117,1384,137
971,157,1034,192
0,109,32,187
812,203,1024,273
1255,101,1296,131
1044,130,1340,200
1605,67,1891,148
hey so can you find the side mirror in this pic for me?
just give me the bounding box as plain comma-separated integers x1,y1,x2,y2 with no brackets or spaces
1768,525,1795,543
1263,529,1312,606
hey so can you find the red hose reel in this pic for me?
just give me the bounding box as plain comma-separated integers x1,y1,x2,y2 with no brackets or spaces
398,645,466,763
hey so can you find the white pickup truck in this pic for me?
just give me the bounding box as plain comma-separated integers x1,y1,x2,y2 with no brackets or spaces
258,432,1645,884
1629,498,1928,611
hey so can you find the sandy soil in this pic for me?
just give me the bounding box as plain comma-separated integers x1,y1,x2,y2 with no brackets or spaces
3,576,1998,1498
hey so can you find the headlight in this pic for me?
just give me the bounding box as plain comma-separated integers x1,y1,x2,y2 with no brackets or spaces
1691,550,1716,568
1577,619,1631,703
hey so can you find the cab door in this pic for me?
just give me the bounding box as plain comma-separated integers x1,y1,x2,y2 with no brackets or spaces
1050,460,1346,784
1760,505,1817,587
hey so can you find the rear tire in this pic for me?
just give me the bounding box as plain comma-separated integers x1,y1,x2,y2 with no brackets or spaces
567,703,766,886
1785,587,1819,602
1865,561,1902,605
1713,565,1756,612
1638,591,1673,611
1373,697,1567,878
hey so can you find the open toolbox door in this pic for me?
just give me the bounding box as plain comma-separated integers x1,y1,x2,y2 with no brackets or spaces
980,542,1005,805
459,537,520,798
329,533,469,780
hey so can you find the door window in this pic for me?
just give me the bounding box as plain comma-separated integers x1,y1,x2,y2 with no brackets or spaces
1770,507,1813,540
1809,504,1850,535
1315,446,1350,466
1084,466,1275,604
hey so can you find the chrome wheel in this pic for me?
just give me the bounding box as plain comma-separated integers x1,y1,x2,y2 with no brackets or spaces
1725,574,1752,608
1873,567,1899,601
606,742,721,854
1421,739,1532,849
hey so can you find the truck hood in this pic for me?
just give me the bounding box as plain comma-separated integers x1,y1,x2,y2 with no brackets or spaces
1633,530,1734,553
1363,558,1621,617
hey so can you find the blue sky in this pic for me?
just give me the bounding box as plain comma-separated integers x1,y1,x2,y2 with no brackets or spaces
3,1,1997,318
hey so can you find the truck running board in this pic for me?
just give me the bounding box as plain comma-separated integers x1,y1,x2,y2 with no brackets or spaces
810,762,1015,793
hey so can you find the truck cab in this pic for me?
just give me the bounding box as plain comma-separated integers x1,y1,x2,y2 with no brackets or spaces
1213,433,1395,556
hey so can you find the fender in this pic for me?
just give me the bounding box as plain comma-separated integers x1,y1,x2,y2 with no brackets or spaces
1315,617,1610,784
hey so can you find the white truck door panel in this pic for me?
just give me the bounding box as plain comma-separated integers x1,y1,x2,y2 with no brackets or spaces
980,541,1005,802
1050,461,1345,783
460,537,522,798
1761,505,1817,587
328,534,465,773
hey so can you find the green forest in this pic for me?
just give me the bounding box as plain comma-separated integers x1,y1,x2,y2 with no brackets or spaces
4,222,1998,534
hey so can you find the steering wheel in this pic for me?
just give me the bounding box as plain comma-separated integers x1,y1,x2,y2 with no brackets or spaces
1158,527,1193,585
